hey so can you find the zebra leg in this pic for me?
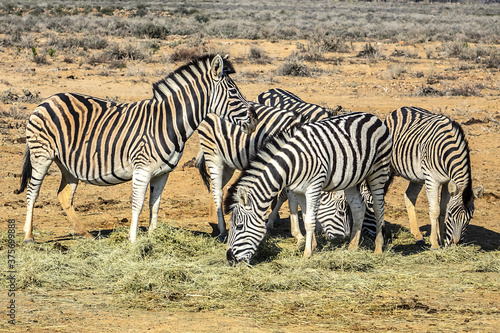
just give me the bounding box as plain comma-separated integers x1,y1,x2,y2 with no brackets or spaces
148,173,170,235
24,157,52,243
56,170,92,239
213,166,235,241
404,182,424,244
266,190,287,229
288,191,304,242
439,184,450,244
424,180,441,249
129,170,151,243
365,179,386,254
344,186,366,251
295,193,318,259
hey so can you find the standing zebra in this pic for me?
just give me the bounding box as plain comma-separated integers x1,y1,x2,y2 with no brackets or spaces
257,88,381,241
225,112,392,265
15,54,256,243
196,100,333,240
385,106,483,248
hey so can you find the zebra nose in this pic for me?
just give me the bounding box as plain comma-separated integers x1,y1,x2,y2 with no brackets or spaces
226,248,238,266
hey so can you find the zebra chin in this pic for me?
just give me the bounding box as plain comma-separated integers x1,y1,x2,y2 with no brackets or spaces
226,248,251,267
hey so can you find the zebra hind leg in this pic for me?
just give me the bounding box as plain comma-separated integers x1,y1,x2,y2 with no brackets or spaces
404,182,425,244
148,173,170,235
344,186,366,252
24,156,53,243
56,168,92,239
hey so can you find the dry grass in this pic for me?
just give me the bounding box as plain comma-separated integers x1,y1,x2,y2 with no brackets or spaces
2,223,498,324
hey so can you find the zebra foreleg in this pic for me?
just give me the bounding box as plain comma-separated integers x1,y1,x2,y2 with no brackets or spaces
130,170,151,243
57,170,92,239
425,180,442,249
295,193,317,259
266,190,287,229
344,186,366,251
148,173,169,235
439,184,450,244
404,182,424,244
288,191,304,242
212,166,235,242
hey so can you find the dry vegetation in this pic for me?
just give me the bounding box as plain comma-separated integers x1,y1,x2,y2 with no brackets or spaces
0,1,499,332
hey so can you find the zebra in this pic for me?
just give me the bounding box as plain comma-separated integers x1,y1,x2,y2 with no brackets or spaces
257,88,380,242
224,112,392,265
385,106,483,248
15,54,257,243
196,98,333,241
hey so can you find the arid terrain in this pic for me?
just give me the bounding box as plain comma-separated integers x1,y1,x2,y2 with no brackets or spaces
0,3,499,332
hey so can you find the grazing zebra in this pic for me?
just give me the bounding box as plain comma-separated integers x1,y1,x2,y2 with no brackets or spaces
385,106,483,248
196,99,333,240
225,112,392,265
15,54,257,243
316,182,378,240
257,88,381,241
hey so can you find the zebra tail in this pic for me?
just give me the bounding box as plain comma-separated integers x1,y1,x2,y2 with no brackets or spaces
15,147,32,194
384,166,396,195
195,150,211,192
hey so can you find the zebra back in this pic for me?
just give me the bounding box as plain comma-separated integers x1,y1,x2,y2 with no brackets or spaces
257,88,340,121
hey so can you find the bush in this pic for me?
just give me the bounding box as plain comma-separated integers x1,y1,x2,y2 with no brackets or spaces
278,56,312,77
357,43,383,59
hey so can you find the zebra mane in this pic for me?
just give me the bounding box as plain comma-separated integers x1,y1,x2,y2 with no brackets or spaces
152,54,235,101
224,124,302,213
451,120,474,205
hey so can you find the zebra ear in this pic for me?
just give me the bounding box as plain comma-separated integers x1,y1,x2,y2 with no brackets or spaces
237,187,250,207
211,55,224,78
473,185,484,199
448,180,459,196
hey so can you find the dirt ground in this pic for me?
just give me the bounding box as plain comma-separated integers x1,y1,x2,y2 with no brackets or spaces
1,38,499,331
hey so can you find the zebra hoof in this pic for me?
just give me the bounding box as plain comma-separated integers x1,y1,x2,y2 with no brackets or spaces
24,238,35,244
415,239,426,246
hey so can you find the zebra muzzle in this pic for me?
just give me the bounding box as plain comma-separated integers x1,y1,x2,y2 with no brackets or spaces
243,105,258,134
226,248,238,266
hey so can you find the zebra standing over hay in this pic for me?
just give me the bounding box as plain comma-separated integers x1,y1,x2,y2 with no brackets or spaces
225,112,392,265
15,54,257,243
385,106,483,248
196,98,333,241
257,88,380,242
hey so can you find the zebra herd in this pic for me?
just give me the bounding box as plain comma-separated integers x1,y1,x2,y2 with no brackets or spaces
15,54,483,266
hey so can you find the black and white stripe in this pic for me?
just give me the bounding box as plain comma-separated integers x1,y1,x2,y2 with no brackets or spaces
16,54,256,243
224,112,392,265
196,96,333,240
385,106,482,248
318,183,378,240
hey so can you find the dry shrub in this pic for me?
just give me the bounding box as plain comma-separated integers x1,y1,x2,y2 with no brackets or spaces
446,83,482,97
170,46,204,62
247,46,271,64
357,42,383,59
278,56,312,77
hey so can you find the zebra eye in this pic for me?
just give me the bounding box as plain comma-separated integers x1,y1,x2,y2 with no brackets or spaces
235,223,244,231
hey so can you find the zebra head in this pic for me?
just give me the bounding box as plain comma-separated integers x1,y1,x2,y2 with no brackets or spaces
208,55,257,134
444,181,483,246
318,191,351,240
225,186,267,266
